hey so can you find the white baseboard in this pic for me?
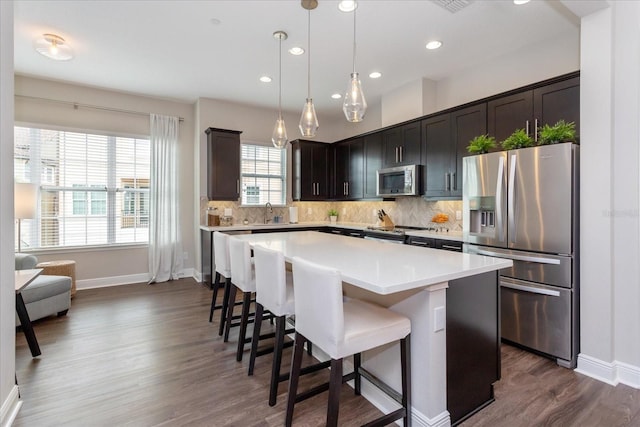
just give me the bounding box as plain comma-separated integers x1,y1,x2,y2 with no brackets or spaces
76,268,198,291
1,386,22,427
576,353,640,388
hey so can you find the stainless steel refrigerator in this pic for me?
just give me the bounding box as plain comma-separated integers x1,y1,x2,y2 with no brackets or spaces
462,142,579,368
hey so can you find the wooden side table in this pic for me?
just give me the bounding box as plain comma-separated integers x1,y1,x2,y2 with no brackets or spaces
36,260,77,298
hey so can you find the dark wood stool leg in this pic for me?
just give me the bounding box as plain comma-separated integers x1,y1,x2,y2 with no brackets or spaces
223,283,237,342
16,293,40,357
306,341,313,356
218,277,231,336
354,352,362,395
327,358,343,427
248,302,264,376
236,291,253,361
285,332,306,427
401,334,412,427
268,315,286,406
209,272,221,322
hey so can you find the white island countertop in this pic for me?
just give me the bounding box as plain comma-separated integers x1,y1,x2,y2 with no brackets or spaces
233,231,511,295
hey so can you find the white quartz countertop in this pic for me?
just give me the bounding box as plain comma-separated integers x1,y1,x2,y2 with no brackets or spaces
200,222,465,242
233,231,511,295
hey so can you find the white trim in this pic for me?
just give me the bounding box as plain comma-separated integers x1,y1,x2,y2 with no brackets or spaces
1,386,22,427
576,353,640,388
75,268,196,290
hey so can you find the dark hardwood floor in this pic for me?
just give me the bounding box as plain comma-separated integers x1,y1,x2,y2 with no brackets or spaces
14,278,640,426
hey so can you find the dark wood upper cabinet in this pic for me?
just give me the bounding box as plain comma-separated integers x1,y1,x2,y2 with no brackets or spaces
382,122,421,167
333,138,364,200
363,132,383,199
422,104,487,199
488,76,579,144
291,139,330,201
206,127,241,201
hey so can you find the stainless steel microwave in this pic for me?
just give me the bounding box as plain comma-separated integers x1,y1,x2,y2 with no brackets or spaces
376,164,419,197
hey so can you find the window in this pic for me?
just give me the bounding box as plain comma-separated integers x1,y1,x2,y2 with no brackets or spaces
240,143,286,205
14,126,150,250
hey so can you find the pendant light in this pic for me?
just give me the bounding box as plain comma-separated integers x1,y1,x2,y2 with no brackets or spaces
299,1,319,138
272,30,289,149
342,1,367,122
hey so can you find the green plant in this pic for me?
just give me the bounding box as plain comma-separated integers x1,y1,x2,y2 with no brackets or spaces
501,128,534,150
328,209,338,217
538,120,576,145
467,134,497,154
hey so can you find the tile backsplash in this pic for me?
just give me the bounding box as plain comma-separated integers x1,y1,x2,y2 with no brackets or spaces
202,197,462,230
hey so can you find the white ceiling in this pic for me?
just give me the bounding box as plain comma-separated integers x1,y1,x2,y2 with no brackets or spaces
14,1,579,121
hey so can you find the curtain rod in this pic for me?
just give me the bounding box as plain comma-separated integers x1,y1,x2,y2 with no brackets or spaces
15,94,185,122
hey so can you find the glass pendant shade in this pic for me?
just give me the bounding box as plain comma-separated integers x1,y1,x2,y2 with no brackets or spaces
299,98,319,137
343,72,367,122
272,116,288,148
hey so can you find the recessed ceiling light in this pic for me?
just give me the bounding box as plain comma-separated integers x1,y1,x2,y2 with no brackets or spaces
34,33,73,61
288,46,305,56
331,93,342,99
513,0,530,4
259,76,272,83
425,40,443,50
369,71,382,79
338,0,357,12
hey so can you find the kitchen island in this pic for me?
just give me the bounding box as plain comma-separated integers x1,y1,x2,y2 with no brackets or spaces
232,231,512,426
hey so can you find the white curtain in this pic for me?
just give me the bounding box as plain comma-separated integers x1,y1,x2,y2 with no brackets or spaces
148,113,183,283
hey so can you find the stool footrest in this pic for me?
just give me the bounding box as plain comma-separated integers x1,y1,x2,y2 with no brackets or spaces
358,367,403,405
361,408,406,427
294,369,355,404
256,339,294,357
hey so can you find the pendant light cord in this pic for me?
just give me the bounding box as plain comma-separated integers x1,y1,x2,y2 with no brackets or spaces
307,9,311,98
352,5,357,73
278,34,283,119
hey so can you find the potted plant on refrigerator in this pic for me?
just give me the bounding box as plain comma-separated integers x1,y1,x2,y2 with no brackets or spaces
537,120,577,145
466,134,497,154
501,128,534,150
328,209,338,224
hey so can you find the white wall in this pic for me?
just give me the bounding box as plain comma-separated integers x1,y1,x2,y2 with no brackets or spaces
576,1,640,388
14,76,196,285
1,1,20,424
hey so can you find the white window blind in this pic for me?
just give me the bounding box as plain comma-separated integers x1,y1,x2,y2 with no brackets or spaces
14,126,150,250
240,143,286,205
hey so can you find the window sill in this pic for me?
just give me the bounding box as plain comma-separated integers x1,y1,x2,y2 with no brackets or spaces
23,242,148,256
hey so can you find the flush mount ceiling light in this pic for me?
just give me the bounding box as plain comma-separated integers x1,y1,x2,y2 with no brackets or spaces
338,0,357,12
288,46,305,55
259,75,272,83
271,31,288,149
343,0,367,122
331,93,342,99
34,33,73,61
369,71,382,79
426,40,443,50
513,0,531,4
299,0,319,138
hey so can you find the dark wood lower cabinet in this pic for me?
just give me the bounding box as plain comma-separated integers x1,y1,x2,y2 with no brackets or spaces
447,271,500,425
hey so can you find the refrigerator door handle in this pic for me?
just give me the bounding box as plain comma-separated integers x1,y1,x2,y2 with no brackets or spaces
496,156,505,242
470,248,561,265
501,280,561,297
508,154,517,243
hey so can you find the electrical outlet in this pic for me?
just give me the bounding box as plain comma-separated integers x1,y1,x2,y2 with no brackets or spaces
455,210,462,220
434,306,445,332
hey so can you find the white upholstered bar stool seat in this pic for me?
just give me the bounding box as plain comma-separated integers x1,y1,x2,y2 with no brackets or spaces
227,236,257,361
249,245,298,406
286,257,412,427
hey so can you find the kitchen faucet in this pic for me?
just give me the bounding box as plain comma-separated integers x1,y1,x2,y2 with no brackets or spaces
264,202,273,224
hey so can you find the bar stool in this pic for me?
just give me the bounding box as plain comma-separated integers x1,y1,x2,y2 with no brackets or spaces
227,237,257,361
250,245,314,406
209,231,230,330
287,257,412,427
